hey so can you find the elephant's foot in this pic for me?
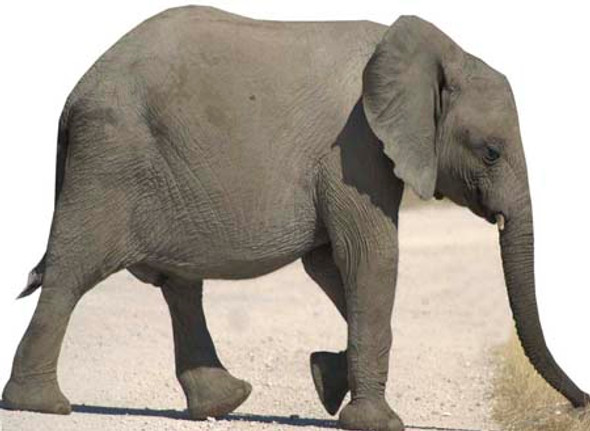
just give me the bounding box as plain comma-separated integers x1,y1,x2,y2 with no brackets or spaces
310,350,349,415
339,398,404,431
178,367,252,419
2,375,71,415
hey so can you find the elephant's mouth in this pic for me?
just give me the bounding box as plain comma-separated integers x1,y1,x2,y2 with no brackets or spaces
472,187,506,230
473,187,504,228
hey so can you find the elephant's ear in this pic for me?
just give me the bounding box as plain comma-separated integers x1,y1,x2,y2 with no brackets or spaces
362,16,463,200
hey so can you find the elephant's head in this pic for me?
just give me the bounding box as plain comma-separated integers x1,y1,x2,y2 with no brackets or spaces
362,16,589,407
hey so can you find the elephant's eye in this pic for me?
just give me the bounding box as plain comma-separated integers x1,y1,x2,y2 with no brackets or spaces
484,146,501,164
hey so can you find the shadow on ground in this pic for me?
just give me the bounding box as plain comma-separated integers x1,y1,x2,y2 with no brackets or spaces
0,401,337,428
1,400,495,431
73,404,338,427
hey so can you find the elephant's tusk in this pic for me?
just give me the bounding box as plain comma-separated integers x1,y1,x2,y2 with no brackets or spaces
495,213,505,231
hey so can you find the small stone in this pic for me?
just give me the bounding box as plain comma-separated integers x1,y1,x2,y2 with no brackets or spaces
206,416,216,422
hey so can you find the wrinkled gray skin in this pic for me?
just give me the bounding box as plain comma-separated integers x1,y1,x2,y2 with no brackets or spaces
3,7,588,431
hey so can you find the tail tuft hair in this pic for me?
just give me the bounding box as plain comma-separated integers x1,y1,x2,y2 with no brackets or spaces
17,254,46,299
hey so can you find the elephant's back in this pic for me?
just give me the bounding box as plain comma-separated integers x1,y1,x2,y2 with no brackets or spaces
71,8,383,86
67,6,386,153
68,6,386,138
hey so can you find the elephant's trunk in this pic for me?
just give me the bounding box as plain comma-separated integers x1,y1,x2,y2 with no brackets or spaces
499,199,589,407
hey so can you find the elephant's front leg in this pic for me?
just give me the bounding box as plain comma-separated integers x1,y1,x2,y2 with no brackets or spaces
335,230,403,431
302,245,349,415
161,278,251,419
318,182,404,430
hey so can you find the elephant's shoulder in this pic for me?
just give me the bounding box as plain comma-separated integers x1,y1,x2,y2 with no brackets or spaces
316,102,403,219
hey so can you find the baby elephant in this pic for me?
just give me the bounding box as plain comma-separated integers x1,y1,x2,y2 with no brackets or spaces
3,6,588,431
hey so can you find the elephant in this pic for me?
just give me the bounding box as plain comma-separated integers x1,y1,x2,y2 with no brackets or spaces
2,6,588,431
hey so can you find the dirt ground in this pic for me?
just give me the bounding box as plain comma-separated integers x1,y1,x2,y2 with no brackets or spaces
1,203,513,431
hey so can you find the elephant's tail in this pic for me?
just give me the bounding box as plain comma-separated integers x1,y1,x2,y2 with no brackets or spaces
17,104,71,299
17,255,46,299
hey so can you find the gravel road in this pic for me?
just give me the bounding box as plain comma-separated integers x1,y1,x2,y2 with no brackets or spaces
1,204,512,431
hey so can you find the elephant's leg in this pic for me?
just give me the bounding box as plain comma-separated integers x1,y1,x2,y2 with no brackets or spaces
2,285,81,414
316,173,404,430
3,211,129,414
161,277,251,419
333,230,403,431
303,244,347,319
302,245,349,415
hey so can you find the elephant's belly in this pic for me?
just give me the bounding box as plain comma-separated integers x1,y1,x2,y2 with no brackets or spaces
139,217,328,282
136,143,328,281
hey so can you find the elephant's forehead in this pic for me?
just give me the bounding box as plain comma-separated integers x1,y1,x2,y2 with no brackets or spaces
455,82,518,139
466,76,512,108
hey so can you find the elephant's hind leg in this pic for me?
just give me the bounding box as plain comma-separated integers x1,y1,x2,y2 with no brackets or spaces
3,201,132,414
2,285,79,415
161,277,251,419
302,245,349,415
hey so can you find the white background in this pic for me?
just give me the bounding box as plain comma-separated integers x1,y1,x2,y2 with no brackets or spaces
1,1,588,395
